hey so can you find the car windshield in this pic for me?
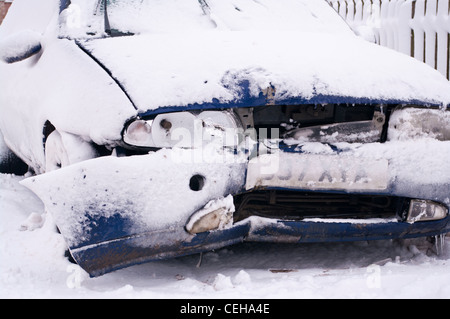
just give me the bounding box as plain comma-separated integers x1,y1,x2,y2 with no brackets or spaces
60,0,352,39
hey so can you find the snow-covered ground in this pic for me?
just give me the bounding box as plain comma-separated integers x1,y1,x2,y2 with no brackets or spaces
2,173,450,299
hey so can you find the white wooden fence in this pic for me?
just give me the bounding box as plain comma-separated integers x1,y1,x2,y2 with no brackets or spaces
327,0,450,80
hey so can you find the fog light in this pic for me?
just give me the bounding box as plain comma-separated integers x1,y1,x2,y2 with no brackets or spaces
186,195,234,234
407,200,448,223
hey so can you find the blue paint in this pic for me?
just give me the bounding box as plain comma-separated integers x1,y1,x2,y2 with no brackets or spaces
4,44,42,64
70,213,450,277
138,86,448,118
249,218,450,243
74,213,135,250
54,72,449,276
59,0,71,13
71,223,251,277
278,142,343,154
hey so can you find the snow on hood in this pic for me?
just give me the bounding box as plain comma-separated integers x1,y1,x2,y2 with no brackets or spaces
79,31,450,113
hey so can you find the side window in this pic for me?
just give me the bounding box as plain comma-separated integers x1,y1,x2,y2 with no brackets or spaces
0,0,60,37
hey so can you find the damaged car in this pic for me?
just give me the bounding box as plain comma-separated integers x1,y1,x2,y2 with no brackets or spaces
0,0,450,277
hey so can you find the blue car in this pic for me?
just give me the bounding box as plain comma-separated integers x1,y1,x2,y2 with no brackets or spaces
1,0,449,277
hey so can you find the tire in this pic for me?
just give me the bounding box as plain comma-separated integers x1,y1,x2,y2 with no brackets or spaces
0,148,28,175
44,130,70,172
44,130,98,172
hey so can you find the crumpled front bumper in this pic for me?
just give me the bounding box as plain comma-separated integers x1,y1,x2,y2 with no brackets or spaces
22,143,450,277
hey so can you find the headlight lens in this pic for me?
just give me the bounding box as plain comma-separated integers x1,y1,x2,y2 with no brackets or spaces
123,119,154,147
388,107,450,141
123,110,243,149
406,200,448,223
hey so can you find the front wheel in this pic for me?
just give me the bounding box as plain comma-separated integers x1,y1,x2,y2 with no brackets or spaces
0,130,28,175
44,130,98,172
0,148,28,175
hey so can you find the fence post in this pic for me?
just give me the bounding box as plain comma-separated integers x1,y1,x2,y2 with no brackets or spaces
397,0,413,55
338,0,348,19
424,0,438,68
355,0,364,24
411,0,426,63
371,0,383,43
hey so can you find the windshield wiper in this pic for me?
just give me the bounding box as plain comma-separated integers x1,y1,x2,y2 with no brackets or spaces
198,0,211,15
198,0,227,29
103,0,112,35
101,0,134,37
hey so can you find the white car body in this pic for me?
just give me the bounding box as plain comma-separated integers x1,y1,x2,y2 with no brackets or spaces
1,0,450,277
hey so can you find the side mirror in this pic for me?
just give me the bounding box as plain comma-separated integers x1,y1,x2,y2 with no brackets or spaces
0,30,42,64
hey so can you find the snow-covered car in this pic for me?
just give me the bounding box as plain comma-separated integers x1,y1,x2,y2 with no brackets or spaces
1,0,450,277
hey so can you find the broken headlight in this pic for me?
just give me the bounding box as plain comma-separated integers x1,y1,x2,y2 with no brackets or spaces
123,110,243,149
388,107,450,141
406,200,448,223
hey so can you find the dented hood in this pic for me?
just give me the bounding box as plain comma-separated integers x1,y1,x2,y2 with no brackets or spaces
78,31,450,114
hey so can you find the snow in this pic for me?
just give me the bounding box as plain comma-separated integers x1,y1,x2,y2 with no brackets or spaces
21,149,247,248
246,138,450,202
69,0,450,111
2,0,450,300
329,0,450,80
0,29,42,63
63,0,353,36
0,0,59,37
2,173,450,299
2,0,450,174
81,30,450,112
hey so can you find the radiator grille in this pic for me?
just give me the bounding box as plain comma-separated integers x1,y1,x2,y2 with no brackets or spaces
234,190,406,222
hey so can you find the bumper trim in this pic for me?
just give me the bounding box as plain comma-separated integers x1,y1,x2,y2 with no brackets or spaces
245,217,450,243
70,215,450,277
